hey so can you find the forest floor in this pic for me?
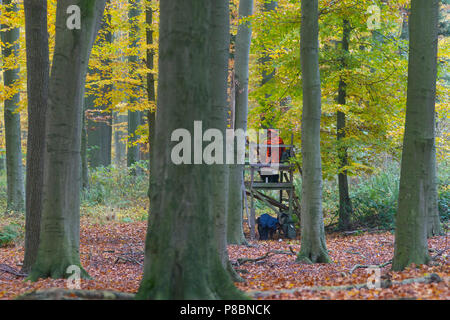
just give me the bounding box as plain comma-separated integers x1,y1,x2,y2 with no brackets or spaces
0,213,449,300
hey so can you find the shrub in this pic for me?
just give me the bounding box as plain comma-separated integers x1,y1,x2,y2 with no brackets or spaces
0,223,21,247
350,166,400,230
81,161,149,208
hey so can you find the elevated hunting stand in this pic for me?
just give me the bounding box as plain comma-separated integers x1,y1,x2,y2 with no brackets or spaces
243,134,301,240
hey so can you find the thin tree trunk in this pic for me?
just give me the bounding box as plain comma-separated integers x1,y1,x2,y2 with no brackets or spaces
227,0,253,245
87,4,113,169
260,0,277,88
1,0,25,212
22,0,49,273
296,0,331,264
137,0,246,299
146,2,156,175
114,112,127,166
337,19,352,231
81,104,89,189
127,0,141,171
427,146,442,237
259,0,277,128
28,0,107,281
146,3,155,173
392,0,440,271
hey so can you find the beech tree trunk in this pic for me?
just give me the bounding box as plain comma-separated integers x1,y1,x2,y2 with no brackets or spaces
296,0,331,264
114,112,127,166
259,0,277,128
28,0,107,281
427,147,442,237
1,0,25,212
22,0,49,273
227,0,254,245
127,0,141,171
137,0,246,299
81,103,89,189
392,0,440,271
146,3,155,173
260,0,277,88
86,3,112,169
337,19,352,231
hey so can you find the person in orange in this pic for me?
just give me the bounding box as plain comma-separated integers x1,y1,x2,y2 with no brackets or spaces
259,129,285,183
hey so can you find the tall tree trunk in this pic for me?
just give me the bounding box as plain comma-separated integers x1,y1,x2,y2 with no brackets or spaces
208,0,242,282
227,0,253,245
146,2,155,173
86,99,112,168
87,4,113,169
28,0,107,281
392,0,440,271
337,19,352,231
427,147,442,237
81,104,89,189
114,112,127,166
22,0,49,273
296,0,331,264
260,0,277,88
1,0,25,212
86,107,112,168
136,0,246,299
127,0,142,171
259,0,277,128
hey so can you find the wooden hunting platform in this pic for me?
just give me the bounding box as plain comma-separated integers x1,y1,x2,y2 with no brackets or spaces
243,135,301,240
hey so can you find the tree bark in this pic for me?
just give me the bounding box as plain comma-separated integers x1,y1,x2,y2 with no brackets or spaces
207,0,242,282
127,0,142,171
392,0,440,271
227,0,254,245
86,4,113,169
296,0,331,264
1,0,25,212
260,0,277,88
22,0,49,273
337,19,352,231
114,112,127,166
136,0,246,299
259,0,277,128
28,0,107,281
81,104,89,189
427,146,442,237
146,2,155,174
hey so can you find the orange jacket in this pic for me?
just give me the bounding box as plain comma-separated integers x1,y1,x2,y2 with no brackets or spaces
262,131,285,164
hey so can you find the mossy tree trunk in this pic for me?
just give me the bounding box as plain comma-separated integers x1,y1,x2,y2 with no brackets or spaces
392,0,440,271
28,0,107,281
136,0,246,299
1,0,25,213
22,0,49,273
227,0,254,246
296,0,331,264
